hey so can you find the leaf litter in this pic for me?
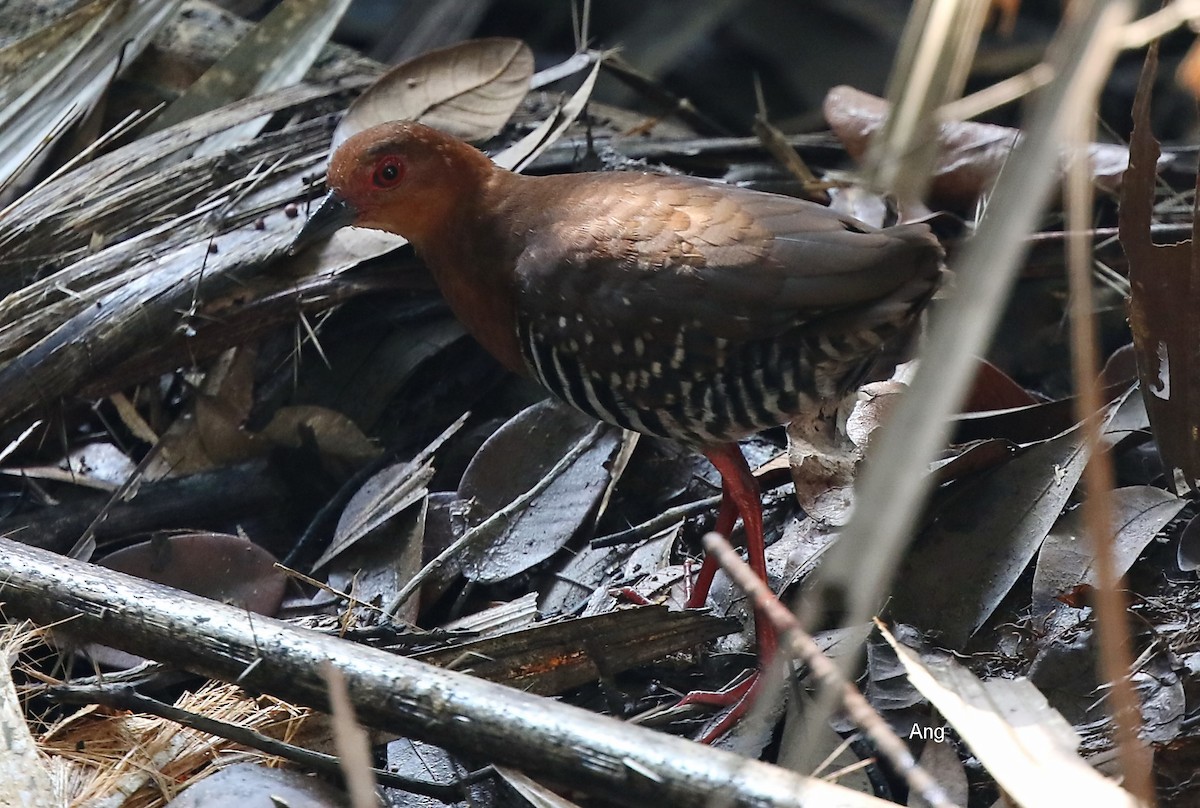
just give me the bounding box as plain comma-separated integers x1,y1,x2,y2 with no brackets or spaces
2,7,1200,808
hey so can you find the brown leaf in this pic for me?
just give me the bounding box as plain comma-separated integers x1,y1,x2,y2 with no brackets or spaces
258,405,381,464
890,422,1093,646
1033,486,1186,619
824,85,1142,208
963,359,1040,412
1120,44,1200,490
333,37,533,149
99,532,287,615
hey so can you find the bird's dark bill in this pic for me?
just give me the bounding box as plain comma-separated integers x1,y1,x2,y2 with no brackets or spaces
288,192,358,255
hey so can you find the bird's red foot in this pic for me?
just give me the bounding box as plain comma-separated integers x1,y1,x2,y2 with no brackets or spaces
679,669,762,744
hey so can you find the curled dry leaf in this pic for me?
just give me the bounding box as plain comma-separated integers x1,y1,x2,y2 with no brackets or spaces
788,380,903,526
1120,44,1200,491
258,405,380,464
787,409,857,527
824,85,1148,208
333,37,534,150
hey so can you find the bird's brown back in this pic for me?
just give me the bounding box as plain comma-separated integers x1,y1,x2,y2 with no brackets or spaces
431,170,944,445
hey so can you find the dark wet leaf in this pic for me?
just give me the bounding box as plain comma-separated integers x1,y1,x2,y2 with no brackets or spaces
1120,44,1200,492
930,439,1018,485
313,458,434,570
540,526,675,617
419,491,471,603
952,397,1080,445
1133,653,1185,744
385,739,485,808
1033,486,1185,619
334,38,534,149
457,400,636,584
891,424,1092,646
414,606,734,695
167,762,346,807
865,624,925,712
327,498,427,623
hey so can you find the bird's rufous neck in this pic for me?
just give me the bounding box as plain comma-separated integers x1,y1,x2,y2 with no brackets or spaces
414,169,531,374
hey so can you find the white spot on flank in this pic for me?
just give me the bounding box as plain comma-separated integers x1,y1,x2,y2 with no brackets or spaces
633,337,645,356
651,361,663,376
671,346,685,369
1152,342,1171,400
558,316,567,328
613,341,624,355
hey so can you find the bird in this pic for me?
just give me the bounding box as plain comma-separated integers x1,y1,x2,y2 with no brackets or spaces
294,120,943,741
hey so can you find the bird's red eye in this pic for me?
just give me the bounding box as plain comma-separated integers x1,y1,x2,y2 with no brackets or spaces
372,158,404,188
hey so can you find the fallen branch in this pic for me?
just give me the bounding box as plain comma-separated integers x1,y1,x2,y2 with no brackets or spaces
0,537,891,808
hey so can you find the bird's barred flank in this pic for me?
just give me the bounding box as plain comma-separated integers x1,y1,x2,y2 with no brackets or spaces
517,316,846,446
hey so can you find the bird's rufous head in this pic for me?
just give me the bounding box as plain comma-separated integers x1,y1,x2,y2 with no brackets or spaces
292,121,494,253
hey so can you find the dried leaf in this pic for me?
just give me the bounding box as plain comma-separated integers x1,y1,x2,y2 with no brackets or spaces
890,422,1093,646
149,0,354,145
0,0,182,200
1033,486,1185,618
825,84,1151,208
963,359,1040,412
495,767,583,808
907,735,968,808
259,405,381,463
333,38,533,149
99,532,288,615
878,624,1138,808
0,627,57,807
414,606,734,695
5,441,135,491
1119,44,1200,491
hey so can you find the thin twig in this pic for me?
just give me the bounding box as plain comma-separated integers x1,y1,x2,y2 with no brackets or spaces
701,532,961,808
1063,86,1155,803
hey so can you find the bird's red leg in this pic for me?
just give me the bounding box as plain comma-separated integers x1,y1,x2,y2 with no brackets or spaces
677,443,778,742
686,486,736,609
